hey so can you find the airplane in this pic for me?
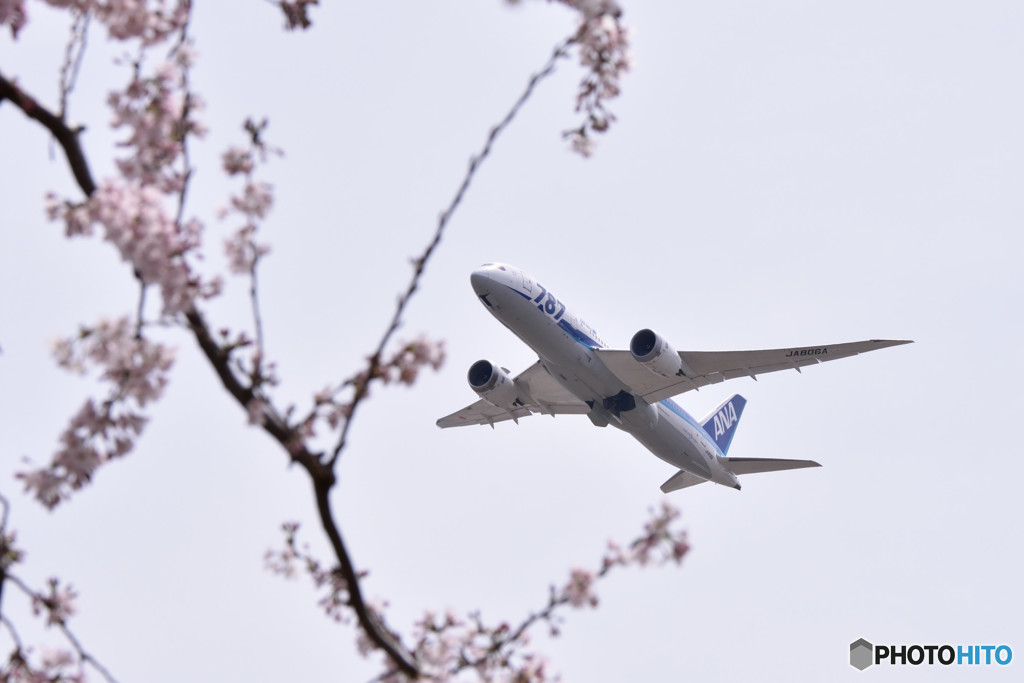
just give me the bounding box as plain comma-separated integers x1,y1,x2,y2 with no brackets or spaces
436,263,912,492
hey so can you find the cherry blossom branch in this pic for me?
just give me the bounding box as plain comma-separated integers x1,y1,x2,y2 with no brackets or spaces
326,36,572,468
0,71,97,197
221,118,278,371
2,572,117,682
4,4,638,680
1,14,418,670
0,495,117,682
267,503,689,680
184,308,421,677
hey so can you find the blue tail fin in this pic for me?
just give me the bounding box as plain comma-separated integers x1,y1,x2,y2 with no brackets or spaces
700,394,747,455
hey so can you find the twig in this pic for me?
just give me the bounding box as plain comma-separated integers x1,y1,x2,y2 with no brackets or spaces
58,9,91,119
328,36,573,466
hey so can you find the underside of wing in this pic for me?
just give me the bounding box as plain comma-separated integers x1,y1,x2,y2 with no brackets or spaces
596,339,911,402
435,399,533,428
660,469,710,493
436,360,589,428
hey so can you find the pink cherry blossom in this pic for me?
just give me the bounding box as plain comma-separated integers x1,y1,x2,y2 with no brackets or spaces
31,577,78,626
18,318,174,508
222,146,255,176
230,181,275,219
0,0,26,38
564,568,598,607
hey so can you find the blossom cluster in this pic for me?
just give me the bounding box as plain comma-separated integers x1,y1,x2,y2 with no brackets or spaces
31,577,79,627
18,317,174,508
49,181,217,316
507,0,632,156
0,499,95,682
1,646,86,683
264,522,357,623
41,11,218,318
36,0,189,44
220,119,279,276
3,1,189,46
304,336,446,435
397,610,555,682
0,0,26,38
107,48,204,193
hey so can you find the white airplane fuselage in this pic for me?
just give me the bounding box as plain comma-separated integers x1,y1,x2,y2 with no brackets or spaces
470,264,742,489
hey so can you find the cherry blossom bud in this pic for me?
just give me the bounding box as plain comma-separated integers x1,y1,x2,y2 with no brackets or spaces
564,568,598,607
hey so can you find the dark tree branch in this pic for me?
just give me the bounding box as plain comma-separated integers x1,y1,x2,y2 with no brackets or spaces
185,307,420,677
312,479,418,676
1,61,419,676
0,70,97,197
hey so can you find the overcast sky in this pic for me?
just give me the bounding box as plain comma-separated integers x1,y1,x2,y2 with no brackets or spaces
2,1,1022,681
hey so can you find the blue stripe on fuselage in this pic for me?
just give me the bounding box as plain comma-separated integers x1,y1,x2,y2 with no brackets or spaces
557,319,603,349
506,286,532,301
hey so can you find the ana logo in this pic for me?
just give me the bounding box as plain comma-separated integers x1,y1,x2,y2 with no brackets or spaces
713,401,738,439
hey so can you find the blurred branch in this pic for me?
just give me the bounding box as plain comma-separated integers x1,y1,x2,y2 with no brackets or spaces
0,71,97,197
0,494,117,682
57,9,90,119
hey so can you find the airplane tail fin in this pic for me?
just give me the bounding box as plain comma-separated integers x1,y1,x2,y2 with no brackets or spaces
700,394,747,455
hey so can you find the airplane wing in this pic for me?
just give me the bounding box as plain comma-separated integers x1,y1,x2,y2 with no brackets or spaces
436,360,590,428
596,339,912,403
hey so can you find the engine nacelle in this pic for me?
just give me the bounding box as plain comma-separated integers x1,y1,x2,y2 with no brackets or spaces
467,360,521,410
630,328,685,379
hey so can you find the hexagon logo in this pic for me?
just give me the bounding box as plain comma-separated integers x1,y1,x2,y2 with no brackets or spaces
850,638,874,670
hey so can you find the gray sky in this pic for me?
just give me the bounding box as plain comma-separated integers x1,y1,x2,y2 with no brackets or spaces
2,1,1022,681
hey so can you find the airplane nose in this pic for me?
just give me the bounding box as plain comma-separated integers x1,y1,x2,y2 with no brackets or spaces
470,269,491,296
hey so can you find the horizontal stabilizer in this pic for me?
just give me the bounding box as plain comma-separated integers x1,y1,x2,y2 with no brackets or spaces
660,469,710,493
722,457,821,475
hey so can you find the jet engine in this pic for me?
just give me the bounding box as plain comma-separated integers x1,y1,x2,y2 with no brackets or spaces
630,328,685,378
467,360,521,410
